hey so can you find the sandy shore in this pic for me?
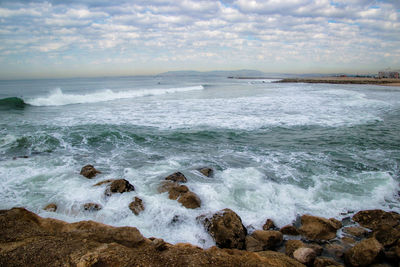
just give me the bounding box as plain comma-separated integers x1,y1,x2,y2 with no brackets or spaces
275,77,400,87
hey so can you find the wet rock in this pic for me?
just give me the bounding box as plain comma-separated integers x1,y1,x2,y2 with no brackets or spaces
197,167,213,177
105,179,135,196
152,238,168,251
245,230,283,252
93,179,114,186
372,224,400,247
343,226,369,238
299,215,341,241
263,218,276,231
129,197,144,215
324,243,346,260
313,257,343,267
345,238,383,266
280,225,300,235
83,203,102,212
293,247,316,266
341,236,357,245
256,251,306,267
177,191,201,209
44,203,57,212
202,208,247,249
352,209,399,230
165,172,187,183
168,184,189,200
307,243,323,256
80,165,101,179
285,240,305,257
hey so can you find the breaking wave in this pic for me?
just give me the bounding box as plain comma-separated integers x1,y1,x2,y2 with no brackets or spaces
0,97,26,110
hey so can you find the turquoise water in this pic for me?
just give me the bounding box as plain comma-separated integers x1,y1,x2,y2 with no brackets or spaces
0,75,399,247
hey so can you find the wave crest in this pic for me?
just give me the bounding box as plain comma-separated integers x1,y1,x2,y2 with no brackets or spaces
0,97,26,110
26,86,204,106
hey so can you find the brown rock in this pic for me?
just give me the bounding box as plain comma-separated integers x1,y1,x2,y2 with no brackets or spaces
352,209,399,230
345,238,383,266
129,197,144,215
343,226,368,238
256,251,306,267
299,215,341,241
293,247,316,265
341,236,357,245
80,165,101,179
373,224,400,247
313,257,343,267
245,230,283,252
152,238,168,251
307,243,323,256
83,203,102,212
44,203,57,212
197,167,213,177
177,191,201,209
168,184,189,200
105,179,135,196
93,179,114,186
263,218,276,230
165,172,187,183
285,240,306,257
202,208,247,249
324,243,346,260
280,225,300,235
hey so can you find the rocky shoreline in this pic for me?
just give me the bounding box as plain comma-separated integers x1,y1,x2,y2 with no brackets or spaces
1,166,399,266
274,77,400,86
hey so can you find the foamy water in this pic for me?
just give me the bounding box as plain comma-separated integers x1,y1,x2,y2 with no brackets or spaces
0,75,399,247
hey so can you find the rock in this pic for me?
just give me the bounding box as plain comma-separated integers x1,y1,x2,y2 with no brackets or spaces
168,184,189,200
352,209,399,230
129,197,144,215
256,251,306,267
152,238,168,251
245,230,283,252
177,191,201,209
372,224,400,247
93,179,114,186
341,236,357,245
165,172,187,183
105,179,135,196
44,203,57,212
299,215,341,241
293,247,316,266
280,225,299,235
83,203,102,212
343,226,368,238
80,165,101,179
285,240,305,257
324,243,346,260
345,238,383,266
263,218,276,231
307,243,323,256
197,167,213,177
202,208,247,249
313,257,343,267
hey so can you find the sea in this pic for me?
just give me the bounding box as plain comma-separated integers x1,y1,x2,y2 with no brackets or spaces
0,74,399,247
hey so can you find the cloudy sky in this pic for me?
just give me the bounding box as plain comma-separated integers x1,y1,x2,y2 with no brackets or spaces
0,0,399,79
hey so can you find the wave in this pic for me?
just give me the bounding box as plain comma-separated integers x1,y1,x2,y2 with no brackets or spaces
26,86,204,106
0,97,27,110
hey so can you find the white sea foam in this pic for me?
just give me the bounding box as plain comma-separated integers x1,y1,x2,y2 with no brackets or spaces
26,86,204,106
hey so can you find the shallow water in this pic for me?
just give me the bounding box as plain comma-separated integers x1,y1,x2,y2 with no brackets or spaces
0,75,399,247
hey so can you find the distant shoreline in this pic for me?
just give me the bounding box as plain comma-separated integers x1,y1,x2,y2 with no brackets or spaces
273,77,400,87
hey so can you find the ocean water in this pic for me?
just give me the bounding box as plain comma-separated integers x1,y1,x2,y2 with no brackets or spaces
0,74,399,247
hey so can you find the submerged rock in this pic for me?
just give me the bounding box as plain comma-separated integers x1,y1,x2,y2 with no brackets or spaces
105,179,135,196
201,208,247,250
80,164,101,179
345,238,383,266
83,203,102,212
299,215,341,241
129,197,144,215
197,167,213,177
165,172,187,183
343,226,369,238
43,203,57,212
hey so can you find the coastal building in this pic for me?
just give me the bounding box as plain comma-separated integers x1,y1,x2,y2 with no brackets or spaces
378,71,399,79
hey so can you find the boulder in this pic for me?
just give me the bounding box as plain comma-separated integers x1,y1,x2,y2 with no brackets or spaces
256,251,306,267
177,191,201,209
245,230,283,252
299,215,341,241
352,210,399,230
280,225,299,235
285,240,305,257
105,179,135,196
151,238,168,251
324,243,346,260
313,257,343,267
345,238,383,266
197,167,213,177
129,197,144,215
93,179,114,186
293,247,316,266
372,224,400,247
165,172,187,183
263,219,276,231
202,208,247,249
343,226,368,238
44,203,57,212
80,165,101,179
83,203,102,212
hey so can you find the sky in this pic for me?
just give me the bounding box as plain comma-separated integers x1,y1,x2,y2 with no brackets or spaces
0,0,399,79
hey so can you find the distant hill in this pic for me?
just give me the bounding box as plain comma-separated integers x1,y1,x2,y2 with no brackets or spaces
157,69,268,77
